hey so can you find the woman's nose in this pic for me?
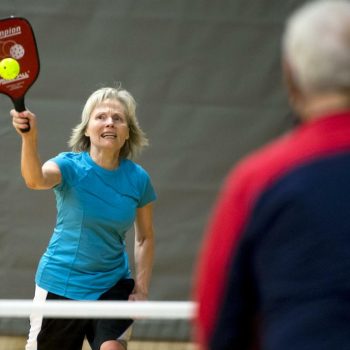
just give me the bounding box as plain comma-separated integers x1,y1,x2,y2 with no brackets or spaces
105,116,115,126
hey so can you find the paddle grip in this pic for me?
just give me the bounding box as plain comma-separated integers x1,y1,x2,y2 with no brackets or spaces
13,98,30,133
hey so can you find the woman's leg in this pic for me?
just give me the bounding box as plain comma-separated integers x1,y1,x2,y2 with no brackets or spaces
88,279,134,350
100,339,126,350
26,285,86,350
99,325,132,350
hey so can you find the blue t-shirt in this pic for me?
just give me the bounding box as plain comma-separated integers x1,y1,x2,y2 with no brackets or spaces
35,151,156,300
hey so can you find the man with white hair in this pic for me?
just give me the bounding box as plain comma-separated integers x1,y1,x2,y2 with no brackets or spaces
194,1,350,349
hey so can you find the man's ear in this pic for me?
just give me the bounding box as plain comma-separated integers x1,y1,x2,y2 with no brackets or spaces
282,59,303,109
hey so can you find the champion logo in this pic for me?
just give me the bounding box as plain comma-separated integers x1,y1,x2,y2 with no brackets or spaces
0,26,21,39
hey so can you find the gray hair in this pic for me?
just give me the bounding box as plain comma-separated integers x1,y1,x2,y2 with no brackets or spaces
68,86,149,159
283,0,350,94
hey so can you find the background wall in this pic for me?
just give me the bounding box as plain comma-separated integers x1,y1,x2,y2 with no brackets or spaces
0,0,306,335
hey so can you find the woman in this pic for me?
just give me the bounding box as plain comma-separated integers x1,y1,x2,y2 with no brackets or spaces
11,86,156,350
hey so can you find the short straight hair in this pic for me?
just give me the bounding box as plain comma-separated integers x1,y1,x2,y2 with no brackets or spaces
283,0,350,94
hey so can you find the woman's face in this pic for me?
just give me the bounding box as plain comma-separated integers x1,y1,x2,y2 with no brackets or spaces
85,98,129,153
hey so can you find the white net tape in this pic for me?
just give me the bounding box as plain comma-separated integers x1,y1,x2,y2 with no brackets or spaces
0,300,196,319
0,301,198,348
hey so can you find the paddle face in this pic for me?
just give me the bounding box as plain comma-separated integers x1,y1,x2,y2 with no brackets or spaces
0,17,40,131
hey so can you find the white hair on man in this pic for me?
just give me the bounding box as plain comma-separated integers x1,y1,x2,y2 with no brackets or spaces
283,0,350,95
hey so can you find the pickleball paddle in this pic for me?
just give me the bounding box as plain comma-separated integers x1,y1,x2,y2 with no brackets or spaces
0,16,40,132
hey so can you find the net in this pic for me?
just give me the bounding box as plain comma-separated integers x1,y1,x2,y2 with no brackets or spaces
0,300,197,350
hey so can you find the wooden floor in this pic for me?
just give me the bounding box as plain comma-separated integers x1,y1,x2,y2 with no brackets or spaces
0,336,198,350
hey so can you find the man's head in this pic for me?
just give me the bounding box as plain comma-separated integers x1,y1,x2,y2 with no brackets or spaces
282,0,350,118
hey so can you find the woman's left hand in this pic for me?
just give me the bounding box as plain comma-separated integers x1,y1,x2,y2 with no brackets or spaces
128,291,148,301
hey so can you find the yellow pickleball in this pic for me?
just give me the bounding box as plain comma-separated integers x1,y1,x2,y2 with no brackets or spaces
0,58,20,80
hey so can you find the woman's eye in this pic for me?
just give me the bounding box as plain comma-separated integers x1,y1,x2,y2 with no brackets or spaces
114,115,125,123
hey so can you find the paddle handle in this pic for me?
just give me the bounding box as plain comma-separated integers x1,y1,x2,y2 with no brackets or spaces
13,97,30,133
